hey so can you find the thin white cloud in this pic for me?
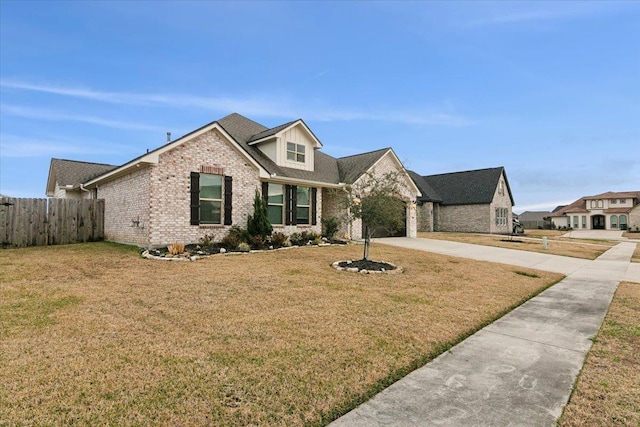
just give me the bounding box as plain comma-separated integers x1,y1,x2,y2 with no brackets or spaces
461,2,630,28
1,79,474,127
1,104,165,131
0,134,129,158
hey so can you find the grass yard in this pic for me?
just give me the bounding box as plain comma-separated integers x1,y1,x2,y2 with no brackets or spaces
633,245,640,263
417,232,615,260
0,242,563,426
559,282,640,426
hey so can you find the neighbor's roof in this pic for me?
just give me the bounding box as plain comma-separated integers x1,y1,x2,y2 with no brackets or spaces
46,158,118,196
407,170,442,203
422,166,514,206
587,191,640,199
518,211,551,221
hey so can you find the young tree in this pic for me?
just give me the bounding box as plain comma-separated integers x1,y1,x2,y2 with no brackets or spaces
345,171,406,260
247,190,272,239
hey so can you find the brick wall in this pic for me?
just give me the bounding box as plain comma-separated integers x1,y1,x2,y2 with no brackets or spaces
148,128,262,247
416,202,434,232
489,173,513,234
322,188,350,238
98,166,151,246
629,205,640,231
437,204,490,232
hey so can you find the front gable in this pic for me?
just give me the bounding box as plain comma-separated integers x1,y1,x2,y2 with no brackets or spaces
248,120,322,172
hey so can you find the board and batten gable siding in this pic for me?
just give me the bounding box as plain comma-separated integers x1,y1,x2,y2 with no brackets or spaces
148,127,261,247
489,172,513,234
278,124,316,171
98,166,151,246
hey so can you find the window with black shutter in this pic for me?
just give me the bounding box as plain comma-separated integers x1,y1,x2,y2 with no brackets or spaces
190,172,232,226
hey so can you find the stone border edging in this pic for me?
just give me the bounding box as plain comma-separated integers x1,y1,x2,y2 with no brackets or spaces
332,260,404,274
141,242,340,262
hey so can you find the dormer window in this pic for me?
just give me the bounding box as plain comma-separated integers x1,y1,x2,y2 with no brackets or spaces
287,142,305,163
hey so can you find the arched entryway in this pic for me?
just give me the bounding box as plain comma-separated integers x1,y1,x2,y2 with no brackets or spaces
592,215,605,230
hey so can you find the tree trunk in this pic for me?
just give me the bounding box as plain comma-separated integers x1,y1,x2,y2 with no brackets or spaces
363,225,370,260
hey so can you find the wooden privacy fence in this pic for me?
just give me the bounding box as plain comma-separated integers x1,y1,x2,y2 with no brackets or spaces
0,197,105,248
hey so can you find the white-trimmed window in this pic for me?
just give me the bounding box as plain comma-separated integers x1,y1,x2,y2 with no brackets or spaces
582,216,586,228
611,215,618,229
267,183,284,225
495,207,507,226
286,142,305,163
611,199,617,205
573,216,579,228
620,215,628,230
590,200,596,208
200,174,223,224
296,186,310,224
620,199,626,204
597,200,603,208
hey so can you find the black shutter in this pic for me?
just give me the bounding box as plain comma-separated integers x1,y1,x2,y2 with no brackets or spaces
262,182,269,202
311,187,317,226
190,172,200,225
291,185,297,225
224,176,233,225
284,185,291,225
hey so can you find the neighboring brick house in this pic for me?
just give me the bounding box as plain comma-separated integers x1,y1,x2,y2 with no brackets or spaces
409,167,515,234
47,113,420,247
549,191,640,231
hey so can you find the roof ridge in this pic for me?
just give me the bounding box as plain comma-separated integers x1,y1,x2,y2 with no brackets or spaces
337,147,390,160
424,166,503,178
52,158,118,167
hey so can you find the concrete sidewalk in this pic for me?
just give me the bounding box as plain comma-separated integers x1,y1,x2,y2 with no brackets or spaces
329,241,637,426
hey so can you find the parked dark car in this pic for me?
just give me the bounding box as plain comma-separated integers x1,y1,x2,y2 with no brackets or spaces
512,218,524,234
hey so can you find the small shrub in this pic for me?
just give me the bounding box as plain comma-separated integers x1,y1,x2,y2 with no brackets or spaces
270,232,288,248
321,216,341,240
199,233,216,246
228,226,251,244
247,190,272,239
289,232,303,246
250,235,267,250
237,242,250,252
167,242,185,255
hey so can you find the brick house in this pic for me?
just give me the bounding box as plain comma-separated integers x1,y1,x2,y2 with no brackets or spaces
47,113,420,247
549,191,640,231
409,167,515,234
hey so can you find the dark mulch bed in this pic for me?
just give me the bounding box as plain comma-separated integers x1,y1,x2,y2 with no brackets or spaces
145,240,349,258
500,239,524,243
338,259,396,272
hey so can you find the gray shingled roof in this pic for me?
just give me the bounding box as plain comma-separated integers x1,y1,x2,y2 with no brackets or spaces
336,148,391,184
407,170,442,203
218,113,357,185
247,120,297,143
50,158,118,187
423,166,514,206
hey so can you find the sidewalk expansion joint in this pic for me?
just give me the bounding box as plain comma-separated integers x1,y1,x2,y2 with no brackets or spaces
483,329,587,354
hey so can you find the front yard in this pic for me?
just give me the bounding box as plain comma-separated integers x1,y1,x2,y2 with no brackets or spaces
418,232,616,260
0,242,562,426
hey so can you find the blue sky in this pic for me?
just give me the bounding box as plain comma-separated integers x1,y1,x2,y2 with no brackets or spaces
1,1,638,212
